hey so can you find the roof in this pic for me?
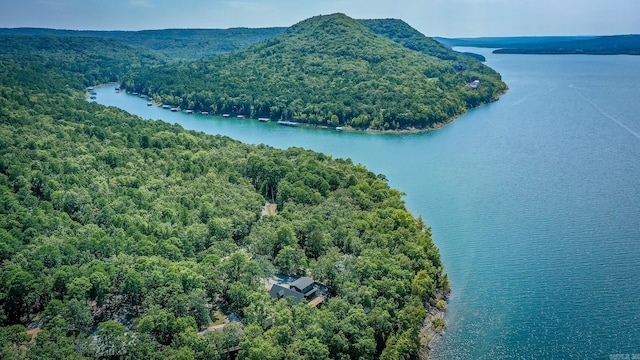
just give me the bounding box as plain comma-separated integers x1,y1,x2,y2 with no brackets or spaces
268,284,304,302
290,277,314,292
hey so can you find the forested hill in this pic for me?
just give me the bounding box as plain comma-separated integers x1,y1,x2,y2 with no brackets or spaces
360,19,460,61
0,36,167,87
0,27,287,61
121,13,507,131
436,35,640,55
1,35,448,359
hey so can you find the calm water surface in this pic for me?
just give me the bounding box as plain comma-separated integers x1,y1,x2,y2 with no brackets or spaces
93,49,640,359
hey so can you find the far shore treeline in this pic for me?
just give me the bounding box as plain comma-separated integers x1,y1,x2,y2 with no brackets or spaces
1,15,451,360
119,14,507,131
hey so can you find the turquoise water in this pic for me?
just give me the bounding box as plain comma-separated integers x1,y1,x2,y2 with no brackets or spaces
93,49,640,358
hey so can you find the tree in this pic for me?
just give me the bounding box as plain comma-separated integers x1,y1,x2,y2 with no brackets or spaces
66,277,92,301
411,270,434,300
241,336,282,360
64,299,93,335
274,246,308,276
187,289,211,330
93,320,133,359
89,271,111,306
1,263,36,323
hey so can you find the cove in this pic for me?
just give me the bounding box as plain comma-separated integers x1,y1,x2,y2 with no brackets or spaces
92,48,640,358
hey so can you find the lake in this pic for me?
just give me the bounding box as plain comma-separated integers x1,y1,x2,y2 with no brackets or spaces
92,48,640,359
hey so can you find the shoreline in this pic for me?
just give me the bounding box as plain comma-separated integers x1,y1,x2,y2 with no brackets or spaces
110,85,508,135
420,288,451,359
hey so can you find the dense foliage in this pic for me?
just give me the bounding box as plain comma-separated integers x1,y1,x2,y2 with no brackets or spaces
0,28,288,62
0,36,166,87
1,35,448,359
121,13,507,130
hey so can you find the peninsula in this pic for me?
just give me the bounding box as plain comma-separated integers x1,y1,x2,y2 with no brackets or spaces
120,13,507,131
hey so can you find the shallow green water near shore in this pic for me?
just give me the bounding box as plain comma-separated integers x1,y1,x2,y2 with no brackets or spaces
93,49,640,358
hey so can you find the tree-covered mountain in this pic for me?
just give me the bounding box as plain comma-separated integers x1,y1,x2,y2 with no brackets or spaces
1,35,448,359
0,35,167,87
121,13,507,131
0,27,287,61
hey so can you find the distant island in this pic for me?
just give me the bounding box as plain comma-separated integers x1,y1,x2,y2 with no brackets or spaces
119,14,507,132
436,35,640,55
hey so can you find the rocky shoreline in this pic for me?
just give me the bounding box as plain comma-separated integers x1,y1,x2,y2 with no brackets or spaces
419,288,451,359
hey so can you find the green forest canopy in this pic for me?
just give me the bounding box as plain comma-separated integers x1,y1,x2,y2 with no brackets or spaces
121,13,507,131
0,27,288,62
1,32,449,359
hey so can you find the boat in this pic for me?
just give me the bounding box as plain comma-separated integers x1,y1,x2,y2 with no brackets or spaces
171,108,178,112
185,110,194,114
237,115,245,119
162,105,171,109
336,127,343,131
89,96,96,99
200,111,209,115
222,114,230,117
147,102,153,106
258,117,271,122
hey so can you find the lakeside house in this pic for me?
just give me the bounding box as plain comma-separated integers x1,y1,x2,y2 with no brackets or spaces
267,276,325,306
466,79,481,89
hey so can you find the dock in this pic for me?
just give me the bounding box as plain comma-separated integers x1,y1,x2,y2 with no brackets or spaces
278,121,299,127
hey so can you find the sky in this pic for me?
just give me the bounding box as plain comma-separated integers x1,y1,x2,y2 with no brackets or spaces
1,0,639,37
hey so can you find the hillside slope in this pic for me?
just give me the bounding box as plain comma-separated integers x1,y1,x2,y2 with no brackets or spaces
122,13,506,131
0,35,166,87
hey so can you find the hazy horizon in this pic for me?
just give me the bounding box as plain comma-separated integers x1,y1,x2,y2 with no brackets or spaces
1,0,639,38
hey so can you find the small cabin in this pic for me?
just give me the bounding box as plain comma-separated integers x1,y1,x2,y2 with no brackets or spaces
466,80,480,89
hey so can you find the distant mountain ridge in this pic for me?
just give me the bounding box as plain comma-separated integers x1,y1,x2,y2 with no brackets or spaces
121,13,506,131
0,27,287,61
436,35,640,55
